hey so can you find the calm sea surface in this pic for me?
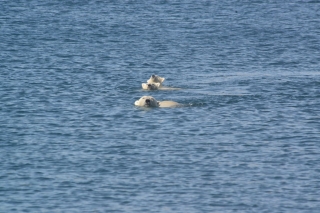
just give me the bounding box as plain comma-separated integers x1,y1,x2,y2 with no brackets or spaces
1,1,320,212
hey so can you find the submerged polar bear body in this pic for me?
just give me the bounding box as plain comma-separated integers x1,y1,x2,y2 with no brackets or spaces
135,96,180,108
158,100,181,108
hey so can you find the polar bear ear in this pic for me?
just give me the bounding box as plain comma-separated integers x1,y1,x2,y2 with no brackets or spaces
158,77,165,83
147,75,165,84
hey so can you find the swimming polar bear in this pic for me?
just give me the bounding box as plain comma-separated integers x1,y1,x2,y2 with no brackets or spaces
142,75,180,90
134,96,181,108
141,83,161,90
147,75,165,85
141,83,181,91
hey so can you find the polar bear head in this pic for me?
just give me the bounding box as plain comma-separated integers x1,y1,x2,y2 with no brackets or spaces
147,75,165,85
142,83,161,90
134,96,159,107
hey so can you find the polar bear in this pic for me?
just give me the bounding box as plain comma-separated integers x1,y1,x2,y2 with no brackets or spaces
147,75,165,85
141,83,161,90
135,96,159,107
142,75,180,90
134,96,180,108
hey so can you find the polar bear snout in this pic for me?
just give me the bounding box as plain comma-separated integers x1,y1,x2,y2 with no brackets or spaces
145,99,151,105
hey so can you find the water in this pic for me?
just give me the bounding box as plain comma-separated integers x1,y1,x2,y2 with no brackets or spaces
1,1,320,212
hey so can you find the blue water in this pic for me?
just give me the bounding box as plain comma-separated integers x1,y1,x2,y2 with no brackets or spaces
1,1,320,212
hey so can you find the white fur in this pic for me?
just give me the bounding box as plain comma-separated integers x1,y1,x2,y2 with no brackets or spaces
135,96,180,108
147,75,165,85
141,83,161,90
158,100,181,108
135,96,159,107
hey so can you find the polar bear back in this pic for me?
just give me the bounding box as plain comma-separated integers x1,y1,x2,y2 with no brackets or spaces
158,100,180,108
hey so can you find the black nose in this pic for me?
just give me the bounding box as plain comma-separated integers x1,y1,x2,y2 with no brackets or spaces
146,99,150,104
